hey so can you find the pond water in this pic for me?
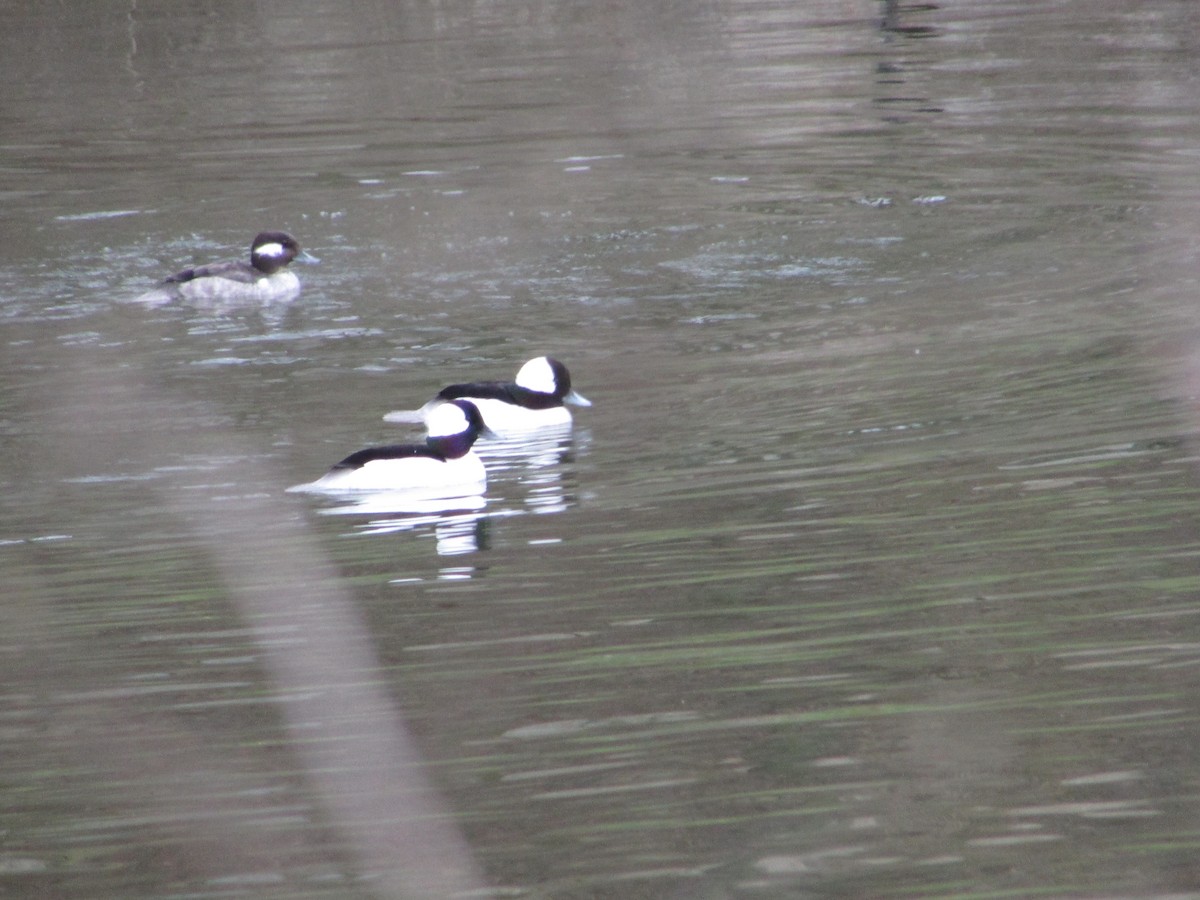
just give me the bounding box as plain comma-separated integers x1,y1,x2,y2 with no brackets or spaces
5,0,1200,897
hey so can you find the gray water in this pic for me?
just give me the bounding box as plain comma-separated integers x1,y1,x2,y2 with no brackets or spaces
5,1,1200,897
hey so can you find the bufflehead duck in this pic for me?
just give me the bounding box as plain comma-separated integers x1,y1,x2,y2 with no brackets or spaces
136,231,316,306
383,356,591,435
288,400,489,496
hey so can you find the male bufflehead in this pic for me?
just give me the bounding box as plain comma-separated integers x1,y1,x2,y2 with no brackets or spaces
383,356,591,435
136,231,316,306
288,400,489,496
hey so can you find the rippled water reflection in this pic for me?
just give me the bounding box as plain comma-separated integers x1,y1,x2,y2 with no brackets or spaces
5,0,1200,897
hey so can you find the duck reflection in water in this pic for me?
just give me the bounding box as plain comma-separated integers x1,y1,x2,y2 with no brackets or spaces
324,497,493,559
474,422,585,516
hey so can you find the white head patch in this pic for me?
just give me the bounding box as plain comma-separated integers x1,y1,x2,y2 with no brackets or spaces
515,357,557,394
427,401,470,438
255,242,286,259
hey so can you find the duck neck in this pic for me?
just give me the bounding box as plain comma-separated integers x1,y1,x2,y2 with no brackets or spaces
427,431,474,460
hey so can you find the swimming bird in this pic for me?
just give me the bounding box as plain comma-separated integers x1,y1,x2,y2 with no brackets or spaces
383,356,591,435
136,231,316,306
288,400,489,496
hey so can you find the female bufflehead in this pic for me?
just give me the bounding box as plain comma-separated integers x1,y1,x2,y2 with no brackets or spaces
383,356,591,435
288,400,489,496
136,231,316,306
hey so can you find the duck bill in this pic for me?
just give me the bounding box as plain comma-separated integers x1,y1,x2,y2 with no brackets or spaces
564,389,592,408
296,249,321,264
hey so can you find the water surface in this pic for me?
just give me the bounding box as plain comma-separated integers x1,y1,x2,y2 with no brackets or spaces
4,1,1200,897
